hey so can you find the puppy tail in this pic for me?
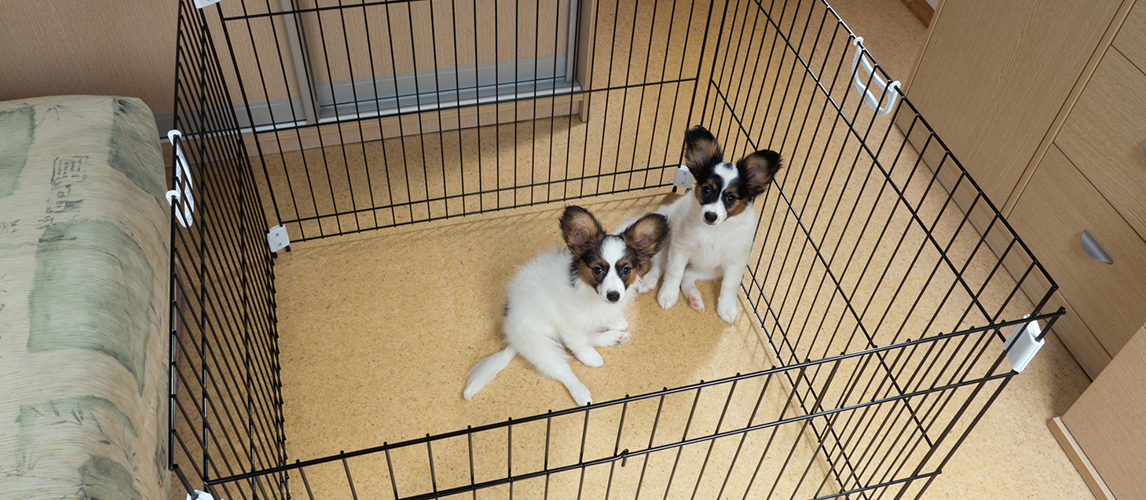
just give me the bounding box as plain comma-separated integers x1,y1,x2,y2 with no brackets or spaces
464,346,517,400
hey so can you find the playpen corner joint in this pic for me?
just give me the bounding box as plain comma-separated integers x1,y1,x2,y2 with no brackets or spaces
267,224,290,255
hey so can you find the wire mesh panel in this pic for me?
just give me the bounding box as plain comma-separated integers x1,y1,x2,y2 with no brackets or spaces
169,0,1062,498
696,0,1062,497
169,0,287,494
206,0,715,241
200,322,1052,500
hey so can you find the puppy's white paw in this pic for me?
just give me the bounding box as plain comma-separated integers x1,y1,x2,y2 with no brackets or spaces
636,277,657,294
658,289,679,309
569,385,593,407
605,330,632,345
717,300,739,324
687,293,705,312
575,347,605,368
609,319,630,331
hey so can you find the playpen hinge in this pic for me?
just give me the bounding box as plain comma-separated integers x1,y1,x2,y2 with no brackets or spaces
267,224,291,255
851,37,901,115
1003,315,1045,373
166,130,196,228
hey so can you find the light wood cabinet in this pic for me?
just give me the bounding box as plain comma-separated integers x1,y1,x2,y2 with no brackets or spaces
1050,324,1146,500
904,0,1146,377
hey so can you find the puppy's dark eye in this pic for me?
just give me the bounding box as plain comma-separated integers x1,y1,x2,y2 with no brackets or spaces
702,186,712,196
725,193,736,204
620,265,631,277
593,266,605,276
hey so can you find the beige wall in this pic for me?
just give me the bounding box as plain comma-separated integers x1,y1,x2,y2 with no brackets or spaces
0,0,179,116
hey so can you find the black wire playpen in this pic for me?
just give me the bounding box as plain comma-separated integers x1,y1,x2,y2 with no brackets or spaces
167,0,1063,498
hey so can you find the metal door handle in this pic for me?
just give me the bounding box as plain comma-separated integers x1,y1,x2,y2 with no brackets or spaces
1081,230,1113,264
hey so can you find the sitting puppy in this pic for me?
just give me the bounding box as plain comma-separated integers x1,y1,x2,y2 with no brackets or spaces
641,125,782,324
464,206,669,406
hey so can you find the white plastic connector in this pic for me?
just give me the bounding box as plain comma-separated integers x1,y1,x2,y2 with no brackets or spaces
672,165,694,189
1003,315,1045,373
187,491,215,500
193,0,222,8
166,130,196,228
851,37,901,115
267,224,290,253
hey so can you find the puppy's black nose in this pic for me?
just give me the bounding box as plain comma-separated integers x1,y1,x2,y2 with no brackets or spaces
704,212,718,224
606,291,620,302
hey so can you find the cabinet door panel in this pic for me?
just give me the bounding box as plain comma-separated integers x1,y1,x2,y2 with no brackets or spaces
905,0,1121,204
1056,50,1146,240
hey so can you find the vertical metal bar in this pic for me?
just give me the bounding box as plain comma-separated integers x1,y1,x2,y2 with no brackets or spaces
685,0,729,128
385,446,400,499
507,419,514,498
279,0,318,123
173,463,199,499
297,461,316,500
341,454,359,499
604,401,630,499
427,438,441,498
565,0,578,84
403,1,433,220
468,427,478,500
335,0,378,232
472,0,484,213
575,410,591,500
360,0,399,226
543,413,553,500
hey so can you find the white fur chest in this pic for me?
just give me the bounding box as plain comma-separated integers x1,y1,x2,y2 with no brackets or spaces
676,202,757,272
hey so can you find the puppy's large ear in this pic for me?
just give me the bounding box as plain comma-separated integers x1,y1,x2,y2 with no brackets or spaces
683,125,723,174
622,213,669,262
560,205,605,255
738,150,782,198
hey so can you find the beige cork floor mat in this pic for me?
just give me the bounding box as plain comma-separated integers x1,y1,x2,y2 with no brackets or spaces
270,190,840,499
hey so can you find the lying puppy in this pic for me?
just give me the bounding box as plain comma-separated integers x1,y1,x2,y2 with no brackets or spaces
464,206,668,406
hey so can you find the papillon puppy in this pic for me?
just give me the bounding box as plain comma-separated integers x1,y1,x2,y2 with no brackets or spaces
464,206,669,406
640,125,782,324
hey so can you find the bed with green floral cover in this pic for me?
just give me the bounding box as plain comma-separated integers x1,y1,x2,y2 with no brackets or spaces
0,95,170,500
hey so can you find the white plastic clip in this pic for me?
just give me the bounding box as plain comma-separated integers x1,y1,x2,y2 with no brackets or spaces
851,37,900,115
166,130,196,228
267,224,290,253
1003,315,1045,373
187,491,216,500
193,0,222,8
672,165,694,189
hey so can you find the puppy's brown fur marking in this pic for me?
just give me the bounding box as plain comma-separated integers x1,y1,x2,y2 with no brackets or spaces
561,206,607,287
724,187,751,218
561,206,605,256
621,213,670,276
683,126,724,171
738,150,782,196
